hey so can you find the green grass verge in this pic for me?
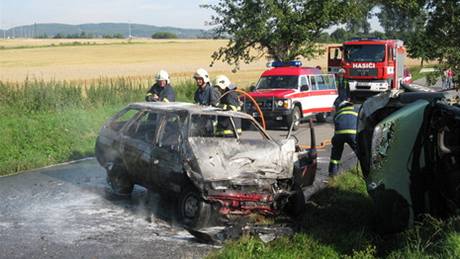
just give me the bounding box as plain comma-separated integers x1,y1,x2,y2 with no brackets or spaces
209,169,460,259
0,77,196,176
0,105,123,175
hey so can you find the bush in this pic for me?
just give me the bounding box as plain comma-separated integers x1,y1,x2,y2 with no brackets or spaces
151,32,178,39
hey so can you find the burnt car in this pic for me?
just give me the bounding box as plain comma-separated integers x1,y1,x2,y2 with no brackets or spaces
357,91,460,233
95,102,317,228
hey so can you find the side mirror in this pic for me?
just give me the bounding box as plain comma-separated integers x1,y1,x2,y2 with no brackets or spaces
301,85,309,91
249,85,256,92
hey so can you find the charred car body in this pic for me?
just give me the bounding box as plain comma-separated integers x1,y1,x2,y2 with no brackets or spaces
357,91,460,233
95,102,317,228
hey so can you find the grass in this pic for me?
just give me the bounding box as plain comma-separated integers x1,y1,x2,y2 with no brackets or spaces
0,105,122,175
0,77,196,176
209,169,460,259
409,64,437,82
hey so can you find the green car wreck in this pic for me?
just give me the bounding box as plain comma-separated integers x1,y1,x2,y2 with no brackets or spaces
357,91,460,233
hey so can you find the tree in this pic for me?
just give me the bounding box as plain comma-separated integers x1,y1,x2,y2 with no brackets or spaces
424,0,460,84
405,10,435,67
330,28,349,43
151,32,178,39
202,0,363,70
379,0,460,85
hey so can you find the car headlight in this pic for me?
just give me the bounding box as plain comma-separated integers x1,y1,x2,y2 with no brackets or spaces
275,99,291,109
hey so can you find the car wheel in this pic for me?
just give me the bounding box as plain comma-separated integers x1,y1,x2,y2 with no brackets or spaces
106,164,134,196
287,106,301,131
284,184,305,218
178,185,211,229
315,112,327,123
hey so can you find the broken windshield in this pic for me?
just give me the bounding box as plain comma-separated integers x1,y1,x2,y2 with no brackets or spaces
256,76,299,90
344,44,385,62
189,114,267,140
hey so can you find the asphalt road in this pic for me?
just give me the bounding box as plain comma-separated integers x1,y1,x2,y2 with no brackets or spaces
0,119,357,259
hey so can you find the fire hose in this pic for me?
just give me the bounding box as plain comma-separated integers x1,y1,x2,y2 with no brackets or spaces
217,89,266,129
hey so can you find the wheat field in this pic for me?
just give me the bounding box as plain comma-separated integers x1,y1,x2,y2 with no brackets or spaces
0,38,422,87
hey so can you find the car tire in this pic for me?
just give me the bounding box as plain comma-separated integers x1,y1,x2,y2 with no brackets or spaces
178,185,211,229
284,184,305,218
315,112,327,123
286,106,301,131
106,164,134,196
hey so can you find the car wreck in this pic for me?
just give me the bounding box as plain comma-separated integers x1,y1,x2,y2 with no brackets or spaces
95,102,317,228
357,91,460,233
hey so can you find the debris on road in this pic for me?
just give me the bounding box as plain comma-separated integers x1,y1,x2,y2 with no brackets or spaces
187,223,295,245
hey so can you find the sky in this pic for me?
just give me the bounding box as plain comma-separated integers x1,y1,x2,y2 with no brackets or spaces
0,0,382,31
0,0,216,29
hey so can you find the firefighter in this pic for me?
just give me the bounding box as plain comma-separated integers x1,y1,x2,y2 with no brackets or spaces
214,75,240,112
328,100,358,177
193,68,220,106
145,70,176,102
214,75,242,136
334,68,350,108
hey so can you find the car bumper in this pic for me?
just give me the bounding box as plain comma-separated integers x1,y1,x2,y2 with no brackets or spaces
245,109,292,122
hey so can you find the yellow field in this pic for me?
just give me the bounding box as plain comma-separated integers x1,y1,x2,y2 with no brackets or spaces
0,38,422,87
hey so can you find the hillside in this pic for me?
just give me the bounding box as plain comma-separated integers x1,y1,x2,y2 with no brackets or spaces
0,23,209,39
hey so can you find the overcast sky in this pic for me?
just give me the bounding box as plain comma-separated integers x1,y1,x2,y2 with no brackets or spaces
0,0,382,31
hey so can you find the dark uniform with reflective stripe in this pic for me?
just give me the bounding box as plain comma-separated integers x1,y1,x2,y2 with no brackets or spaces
194,83,220,106
145,83,176,102
216,89,242,137
329,104,358,176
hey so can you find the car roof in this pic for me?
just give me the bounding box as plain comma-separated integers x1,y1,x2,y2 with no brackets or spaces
262,66,322,77
128,102,255,119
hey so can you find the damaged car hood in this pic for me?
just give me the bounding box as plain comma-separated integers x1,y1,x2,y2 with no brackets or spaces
188,137,295,183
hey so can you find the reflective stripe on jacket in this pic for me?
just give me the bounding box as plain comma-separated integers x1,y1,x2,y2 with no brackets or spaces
334,105,358,134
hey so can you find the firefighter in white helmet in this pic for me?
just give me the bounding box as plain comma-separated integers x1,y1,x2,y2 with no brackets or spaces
214,75,240,111
214,75,242,136
193,68,220,106
145,69,176,102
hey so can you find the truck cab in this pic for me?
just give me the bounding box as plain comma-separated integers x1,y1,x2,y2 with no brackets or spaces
243,61,338,130
328,38,406,103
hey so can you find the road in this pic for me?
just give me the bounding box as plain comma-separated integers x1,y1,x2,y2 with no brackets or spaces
0,120,357,259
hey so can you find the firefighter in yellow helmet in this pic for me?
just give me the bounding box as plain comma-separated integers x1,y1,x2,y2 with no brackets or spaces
145,70,176,102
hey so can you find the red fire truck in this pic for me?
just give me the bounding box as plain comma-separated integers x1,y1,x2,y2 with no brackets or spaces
243,61,338,130
328,38,407,101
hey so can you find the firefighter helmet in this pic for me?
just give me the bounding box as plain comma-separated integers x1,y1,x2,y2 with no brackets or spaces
214,75,231,90
193,68,210,83
155,70,170,84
